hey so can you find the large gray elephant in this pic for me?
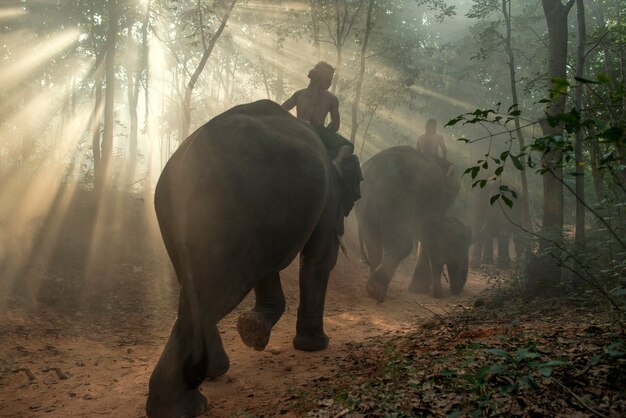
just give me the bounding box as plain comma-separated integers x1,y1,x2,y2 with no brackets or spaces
146,100,358,418
355,146,461,300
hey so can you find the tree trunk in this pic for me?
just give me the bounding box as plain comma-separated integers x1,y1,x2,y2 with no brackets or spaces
535,0,575,285
98,0,118,192
309,0,321,61
502,0,530,230
350,0,374,143
181,0,237,138
574,0,586,248
143,0,152,189
589,137,605,201
91,65,104,188
275,66,284,103
330,0,364,94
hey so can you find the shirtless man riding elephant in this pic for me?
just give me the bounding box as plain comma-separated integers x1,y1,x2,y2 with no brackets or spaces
282,61,362,222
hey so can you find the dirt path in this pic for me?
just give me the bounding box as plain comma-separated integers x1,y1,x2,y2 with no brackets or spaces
0,225,487,417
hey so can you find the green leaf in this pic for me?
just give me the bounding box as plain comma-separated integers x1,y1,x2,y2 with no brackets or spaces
534,360,569,368
490,194,500,205
539,367,552,377
574,76,600,85
485,348,513,361
447,410,464,418
520,375,539,391
502,195,513,208
441,369,458,377
597,126,624,144
488,364,508,375
515,347,540,362
510,154,524,171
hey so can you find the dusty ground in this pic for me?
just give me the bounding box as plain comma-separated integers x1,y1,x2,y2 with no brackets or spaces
0,196,488,418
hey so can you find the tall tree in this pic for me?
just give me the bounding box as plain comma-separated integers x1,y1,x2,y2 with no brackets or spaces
538,0,575,275
350,0,374,143
97,0,119,192
574,0,586,248
501,0,530,229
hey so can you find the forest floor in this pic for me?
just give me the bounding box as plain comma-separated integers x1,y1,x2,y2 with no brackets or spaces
0,191,624,417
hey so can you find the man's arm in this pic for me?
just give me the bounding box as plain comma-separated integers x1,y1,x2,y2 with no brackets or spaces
438,134,447,159
327,95,340,132
282,92,298,111
416,135,423,152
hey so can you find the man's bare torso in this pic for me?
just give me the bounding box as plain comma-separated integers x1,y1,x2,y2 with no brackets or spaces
284,89,340,131
417,133,445,156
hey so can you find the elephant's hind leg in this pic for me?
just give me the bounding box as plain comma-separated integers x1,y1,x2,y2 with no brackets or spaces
293,220,340,351
237,271,285,351
146,301,209,418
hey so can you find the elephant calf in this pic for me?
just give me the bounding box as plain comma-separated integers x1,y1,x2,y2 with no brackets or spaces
410,217,472,297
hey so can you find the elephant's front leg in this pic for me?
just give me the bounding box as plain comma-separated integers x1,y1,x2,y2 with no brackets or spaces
409,242,432,294
237,272,285,351
366,233,412,303
428,246,445,299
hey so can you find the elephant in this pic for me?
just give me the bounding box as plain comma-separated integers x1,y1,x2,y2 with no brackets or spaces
470,181,525,269
355,146,461,301
410,217,472,296
146,100,359,418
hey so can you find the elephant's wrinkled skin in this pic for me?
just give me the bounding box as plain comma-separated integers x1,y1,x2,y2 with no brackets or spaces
470,182,524,269
355,146,460,300
146,100,349,418
410,217,472,296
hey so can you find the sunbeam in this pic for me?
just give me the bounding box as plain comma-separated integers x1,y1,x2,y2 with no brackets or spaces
0,29,80,94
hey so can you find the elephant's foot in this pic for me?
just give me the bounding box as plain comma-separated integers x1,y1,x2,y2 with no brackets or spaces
450,287,463,296
366,280,387,303
146,388,207,418
408,280,430,294
237,311,271,351
293,333,329,351
432,287,443,299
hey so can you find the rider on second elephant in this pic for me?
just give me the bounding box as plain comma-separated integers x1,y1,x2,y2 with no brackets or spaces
416,119,447,160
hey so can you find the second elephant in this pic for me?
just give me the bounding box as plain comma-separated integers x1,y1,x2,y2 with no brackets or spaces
355,146,462,300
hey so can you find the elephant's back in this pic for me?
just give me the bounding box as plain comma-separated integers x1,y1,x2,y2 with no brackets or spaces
361,146,445,199
357,146,447,226
155,100,329,274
